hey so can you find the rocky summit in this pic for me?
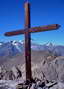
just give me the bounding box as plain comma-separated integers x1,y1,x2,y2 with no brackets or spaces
0,41,64,89
0,55,64,89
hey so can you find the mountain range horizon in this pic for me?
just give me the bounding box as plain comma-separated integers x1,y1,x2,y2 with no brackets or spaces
0,40,64,46
0,40,64,58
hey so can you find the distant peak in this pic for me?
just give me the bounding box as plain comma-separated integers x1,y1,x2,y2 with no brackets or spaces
11,40,18,45
45,42,54,46
0,42,3,46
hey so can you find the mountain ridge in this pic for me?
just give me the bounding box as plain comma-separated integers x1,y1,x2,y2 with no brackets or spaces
0,41,64,58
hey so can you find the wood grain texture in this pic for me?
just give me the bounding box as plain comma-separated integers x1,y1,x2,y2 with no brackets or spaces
4,24,60,36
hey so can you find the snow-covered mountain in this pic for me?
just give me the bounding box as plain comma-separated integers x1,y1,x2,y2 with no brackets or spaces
0,42,4,46
0,41,24,57
0,41,64,57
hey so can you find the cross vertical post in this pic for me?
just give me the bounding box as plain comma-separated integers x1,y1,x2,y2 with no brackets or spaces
24,2,32,80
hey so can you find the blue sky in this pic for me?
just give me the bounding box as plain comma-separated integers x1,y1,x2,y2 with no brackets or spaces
0,0,64,45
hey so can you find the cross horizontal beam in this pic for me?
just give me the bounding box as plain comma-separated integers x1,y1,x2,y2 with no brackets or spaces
4,24,60,36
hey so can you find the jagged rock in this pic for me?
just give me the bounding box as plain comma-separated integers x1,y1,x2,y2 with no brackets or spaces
30,83,37,89
0,65,22,80
11,66,18,78
0,56,64,84
42,62,58,82
0,67,2,73
46,82,57,88
11,66,22,80
49,82,64,89
32,63,45,81
31,56,64,83
42,56,64,83
52,56,64,83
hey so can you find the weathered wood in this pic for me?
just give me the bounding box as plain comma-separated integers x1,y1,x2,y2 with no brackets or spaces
4,24,60,36
29,24,60,33
24,2,32,80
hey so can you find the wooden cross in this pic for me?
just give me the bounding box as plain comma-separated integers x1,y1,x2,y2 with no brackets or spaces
4,1,60,81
